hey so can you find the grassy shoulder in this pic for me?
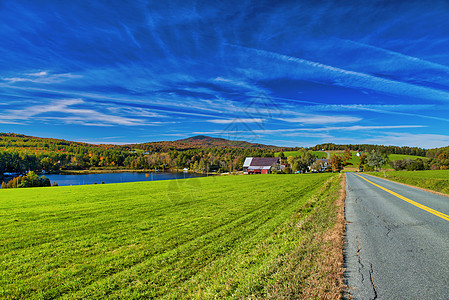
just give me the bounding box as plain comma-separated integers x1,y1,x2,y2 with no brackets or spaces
367,170,449,195
0,174,345,299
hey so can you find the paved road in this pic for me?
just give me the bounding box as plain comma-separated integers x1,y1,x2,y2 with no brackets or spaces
345,172,449,299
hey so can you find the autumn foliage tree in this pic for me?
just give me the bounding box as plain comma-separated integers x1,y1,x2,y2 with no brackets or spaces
359,153,367,171
331,155,342,172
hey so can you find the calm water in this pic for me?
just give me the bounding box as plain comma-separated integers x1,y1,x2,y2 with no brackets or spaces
44,172,205,186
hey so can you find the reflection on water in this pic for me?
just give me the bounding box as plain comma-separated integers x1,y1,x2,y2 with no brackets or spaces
44,172,205,186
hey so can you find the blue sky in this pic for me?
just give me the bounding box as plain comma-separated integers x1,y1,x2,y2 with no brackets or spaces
1,0,449,148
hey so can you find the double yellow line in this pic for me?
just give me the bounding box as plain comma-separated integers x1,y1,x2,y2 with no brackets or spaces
354,173,449,222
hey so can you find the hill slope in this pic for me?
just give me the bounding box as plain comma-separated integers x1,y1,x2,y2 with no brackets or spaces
174,135,278,149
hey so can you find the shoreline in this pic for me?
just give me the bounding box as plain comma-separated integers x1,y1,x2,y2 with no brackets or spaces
58,169,218,175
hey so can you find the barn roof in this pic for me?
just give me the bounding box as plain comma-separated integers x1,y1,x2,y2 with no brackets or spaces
243,157,253,167
243,157,279,167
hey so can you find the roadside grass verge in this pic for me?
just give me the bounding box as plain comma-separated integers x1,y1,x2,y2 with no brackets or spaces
367,170,449,195
0,174,345,299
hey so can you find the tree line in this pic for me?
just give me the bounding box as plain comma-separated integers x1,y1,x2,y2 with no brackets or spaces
310,143,427,157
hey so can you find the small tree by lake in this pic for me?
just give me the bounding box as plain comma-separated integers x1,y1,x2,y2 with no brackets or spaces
3,172,52,188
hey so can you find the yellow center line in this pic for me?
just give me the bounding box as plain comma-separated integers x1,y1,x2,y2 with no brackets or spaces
354,173,449,222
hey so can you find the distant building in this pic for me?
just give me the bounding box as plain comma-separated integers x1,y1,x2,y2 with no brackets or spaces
243,157,281,174
310,159,330,172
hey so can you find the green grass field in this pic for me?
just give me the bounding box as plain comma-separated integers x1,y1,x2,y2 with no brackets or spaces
343,152,424,169
388,154,424,161
368,170,449,195
0,174,343,299
343,151,359,167
275,150,328,159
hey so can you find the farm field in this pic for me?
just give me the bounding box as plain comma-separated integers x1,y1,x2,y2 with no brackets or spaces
0,173,344,299
367,170,449,195
275,150,327,159
343,152,424,169
388,154,425,161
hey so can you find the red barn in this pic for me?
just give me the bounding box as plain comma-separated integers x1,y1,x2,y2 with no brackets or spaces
243,157,281,174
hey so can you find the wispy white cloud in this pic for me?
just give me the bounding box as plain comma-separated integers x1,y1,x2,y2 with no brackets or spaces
278,115,361,124
121,23,142,49
25,71,48,76
0,84,233,120
0,98,159,126
2,71,82,84
309,104,435,112
213,77,261,91
229,44,449,103
340,39,449,77
330,132,449,149
305,103,449,122
207,118,264,124
251,125,426,135
192,130,245,135
192,125,426,139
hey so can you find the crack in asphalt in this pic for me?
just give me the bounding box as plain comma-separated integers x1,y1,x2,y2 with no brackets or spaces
356,237,379,299
369,263,378,299
356,237,365,284
385,226,392,239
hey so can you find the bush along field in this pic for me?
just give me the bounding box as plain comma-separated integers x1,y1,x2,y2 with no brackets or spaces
367,170,449,195
0,173,345,299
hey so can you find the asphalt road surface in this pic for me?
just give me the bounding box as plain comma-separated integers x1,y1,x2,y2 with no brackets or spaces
345,172,449,299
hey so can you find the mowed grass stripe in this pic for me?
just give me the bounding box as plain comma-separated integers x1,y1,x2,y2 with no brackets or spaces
0,173,338,299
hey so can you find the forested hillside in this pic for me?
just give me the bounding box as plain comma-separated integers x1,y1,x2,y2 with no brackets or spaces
0,133,276,175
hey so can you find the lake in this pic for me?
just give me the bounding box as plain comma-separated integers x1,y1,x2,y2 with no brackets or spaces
44,172,206,186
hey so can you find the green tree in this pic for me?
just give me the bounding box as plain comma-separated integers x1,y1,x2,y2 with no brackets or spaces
19,171,39,187
278,151,285,159
287,156,295,169
1,181,6,189
367,150,386,171
39,175,51,187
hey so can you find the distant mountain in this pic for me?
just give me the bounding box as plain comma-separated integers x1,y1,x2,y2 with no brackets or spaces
173,135,279,150
126,135,280,152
